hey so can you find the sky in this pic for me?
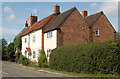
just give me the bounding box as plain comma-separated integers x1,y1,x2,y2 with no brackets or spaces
0,1,119,43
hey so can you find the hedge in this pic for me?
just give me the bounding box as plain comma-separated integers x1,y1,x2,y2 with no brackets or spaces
49,42,120,76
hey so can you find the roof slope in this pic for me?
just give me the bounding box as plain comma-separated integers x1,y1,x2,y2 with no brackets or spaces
44,7,76,32
84,11,103,27
16,27,29,37
22,13,55,36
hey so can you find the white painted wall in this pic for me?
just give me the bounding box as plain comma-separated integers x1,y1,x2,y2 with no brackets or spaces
29,29,42,62
44,30,57,60
22,29,57,62
22,35,29,58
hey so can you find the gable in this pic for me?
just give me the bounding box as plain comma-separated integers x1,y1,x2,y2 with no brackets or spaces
93,13,116,33
43,7,76,33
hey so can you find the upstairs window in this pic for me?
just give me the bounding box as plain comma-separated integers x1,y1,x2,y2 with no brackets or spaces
25,38,27,43
95,30,99,36
33,35,36,43
33,51,36,58
47,31,52,38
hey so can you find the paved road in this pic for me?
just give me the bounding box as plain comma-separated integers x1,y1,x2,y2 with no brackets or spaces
2,61,117,79
2,61,92,79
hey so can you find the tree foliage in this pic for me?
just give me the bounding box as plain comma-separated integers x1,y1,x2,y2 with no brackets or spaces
6,42,15,61
0,38,7,60
13,36,22,51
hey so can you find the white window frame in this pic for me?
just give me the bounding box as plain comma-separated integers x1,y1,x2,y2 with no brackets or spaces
95,29,99,36
25,38,27,43
32,35,36,43
47,31,52,38
33,51,36,58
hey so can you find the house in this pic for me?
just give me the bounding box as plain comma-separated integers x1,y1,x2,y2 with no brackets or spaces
16,4,116,62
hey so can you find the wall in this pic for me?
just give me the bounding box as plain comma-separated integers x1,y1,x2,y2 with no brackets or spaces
22,35,29,58
92,13,115,42
29,29,42,62
59,9,89,46
44,30,57,60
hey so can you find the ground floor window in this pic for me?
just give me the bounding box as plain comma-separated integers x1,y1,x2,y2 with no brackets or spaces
33,51,36,58
47,49,51,58
25,51,27,57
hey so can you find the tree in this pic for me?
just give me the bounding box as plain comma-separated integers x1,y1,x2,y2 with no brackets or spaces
13,36,22,51
38,50,47,67
6,42,15,61
0,38,7,60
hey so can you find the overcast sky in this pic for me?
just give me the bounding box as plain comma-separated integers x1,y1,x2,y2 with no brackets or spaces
0,0,119,43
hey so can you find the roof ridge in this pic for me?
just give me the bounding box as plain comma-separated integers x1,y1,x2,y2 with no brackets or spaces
85,11,103,18
84,11,103,27
60,7,76,15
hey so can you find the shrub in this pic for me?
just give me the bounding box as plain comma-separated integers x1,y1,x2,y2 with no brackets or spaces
49,42,120,76
20,55,30,65
38,50,47,68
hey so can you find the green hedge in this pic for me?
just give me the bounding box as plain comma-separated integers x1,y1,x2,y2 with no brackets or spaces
49,42,120,76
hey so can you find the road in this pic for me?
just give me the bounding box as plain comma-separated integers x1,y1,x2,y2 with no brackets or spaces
2,61,91,79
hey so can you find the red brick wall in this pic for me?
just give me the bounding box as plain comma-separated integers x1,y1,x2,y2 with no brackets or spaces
92,13,116,42
58,9,89,46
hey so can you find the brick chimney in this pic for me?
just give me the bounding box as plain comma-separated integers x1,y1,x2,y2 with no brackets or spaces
30,14,37,26
54,4,60,14
25,21,28,27
82,10,88,17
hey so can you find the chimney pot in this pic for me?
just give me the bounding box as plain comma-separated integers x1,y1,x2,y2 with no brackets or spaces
25,21,28,27
82,10,88,17
54,4,60,14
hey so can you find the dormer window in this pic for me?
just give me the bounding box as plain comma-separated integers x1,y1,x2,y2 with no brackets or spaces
47,31,52,38
95,30,99,36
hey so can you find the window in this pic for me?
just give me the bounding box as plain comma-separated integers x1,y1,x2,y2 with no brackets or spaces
25,51,27,57
95,30,99,36
47,49,51,58
33,51,36,58
33,35,36,43
47,31,52,38
25,38,27,43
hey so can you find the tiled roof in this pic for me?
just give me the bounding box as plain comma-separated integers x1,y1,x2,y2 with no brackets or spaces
19,7,104,36
22,13,55,36
26,47,31,52
44,7,76,32
84,11,103,27
16,27,29,37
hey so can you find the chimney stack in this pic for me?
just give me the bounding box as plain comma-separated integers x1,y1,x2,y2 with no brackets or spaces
25,21,28,27
82,10,88,17
30,14,37,26
54,4,60,14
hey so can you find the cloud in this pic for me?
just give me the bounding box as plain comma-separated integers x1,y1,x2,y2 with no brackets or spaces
99,1,118,17
4,6,13,13
6,14,16,21
0,26,19,35
89,3,98,7
32,9,38,14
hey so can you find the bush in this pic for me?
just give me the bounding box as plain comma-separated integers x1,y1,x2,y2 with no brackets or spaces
20,55,30,65
49,42,120,76
38,50,47,68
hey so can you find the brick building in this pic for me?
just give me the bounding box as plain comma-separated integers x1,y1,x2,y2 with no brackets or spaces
16,4,116,61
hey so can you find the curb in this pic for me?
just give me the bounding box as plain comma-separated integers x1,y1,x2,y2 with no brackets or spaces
11,62,76,77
